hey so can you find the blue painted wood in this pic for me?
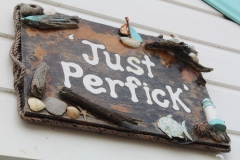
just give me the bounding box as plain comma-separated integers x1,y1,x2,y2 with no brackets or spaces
21,15,70,24
204,0,240,25
129,26,143,42
20,15,79,29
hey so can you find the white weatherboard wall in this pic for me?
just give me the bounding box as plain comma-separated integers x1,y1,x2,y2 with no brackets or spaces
0,0,239,159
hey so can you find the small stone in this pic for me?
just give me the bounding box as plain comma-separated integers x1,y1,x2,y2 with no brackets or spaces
28,97,46,112
66,106,80,119
21,4,43,17
43,8,56,15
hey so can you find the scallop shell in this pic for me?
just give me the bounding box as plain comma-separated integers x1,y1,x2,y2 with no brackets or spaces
21,4,43,17
44,97,67,116
120,37,141,48
66,106,80,119
28,97,45,112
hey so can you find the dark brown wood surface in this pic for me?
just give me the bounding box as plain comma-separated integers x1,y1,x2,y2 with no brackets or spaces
59,86,139,126
21,19,229,147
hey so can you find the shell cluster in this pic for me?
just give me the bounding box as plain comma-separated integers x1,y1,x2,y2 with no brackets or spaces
23,4,88,120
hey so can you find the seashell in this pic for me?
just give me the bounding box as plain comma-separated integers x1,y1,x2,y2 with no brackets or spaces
120,37,141,48
66,106,80,119
21,4,43,17
43,8,56,15
189,53,199,63
28,97,45,112
44,97,67,116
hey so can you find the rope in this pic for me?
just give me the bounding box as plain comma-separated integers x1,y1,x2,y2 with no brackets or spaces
9,4,230,153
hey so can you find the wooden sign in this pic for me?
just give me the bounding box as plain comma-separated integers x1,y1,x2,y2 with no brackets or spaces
11,4,230,152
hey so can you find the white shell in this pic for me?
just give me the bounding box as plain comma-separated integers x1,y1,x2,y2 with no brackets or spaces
188,45,198,55
189,53,199,63
28,97,45,112
169,34,181,43
44,97,67,116
66,106,80,119
43,8,56,15
120,37,141,48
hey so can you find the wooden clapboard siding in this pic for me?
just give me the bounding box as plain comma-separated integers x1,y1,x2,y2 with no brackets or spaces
0,37,14,92
2,0,240,89
38,0,240,53
0,91,239,160
2,0,240,52
0,0,239,159
162,0,223,17
0,92,239,160
206,83,240,133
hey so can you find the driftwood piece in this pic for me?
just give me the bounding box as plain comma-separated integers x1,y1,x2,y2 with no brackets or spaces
193,122,230,143
21,14,80,30
59,87,139,127
209,128,231,143
31,62,50,98
145,40,213,72
145,40,213,86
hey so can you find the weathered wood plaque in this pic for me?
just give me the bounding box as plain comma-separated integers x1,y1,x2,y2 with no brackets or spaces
12,4,230,152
